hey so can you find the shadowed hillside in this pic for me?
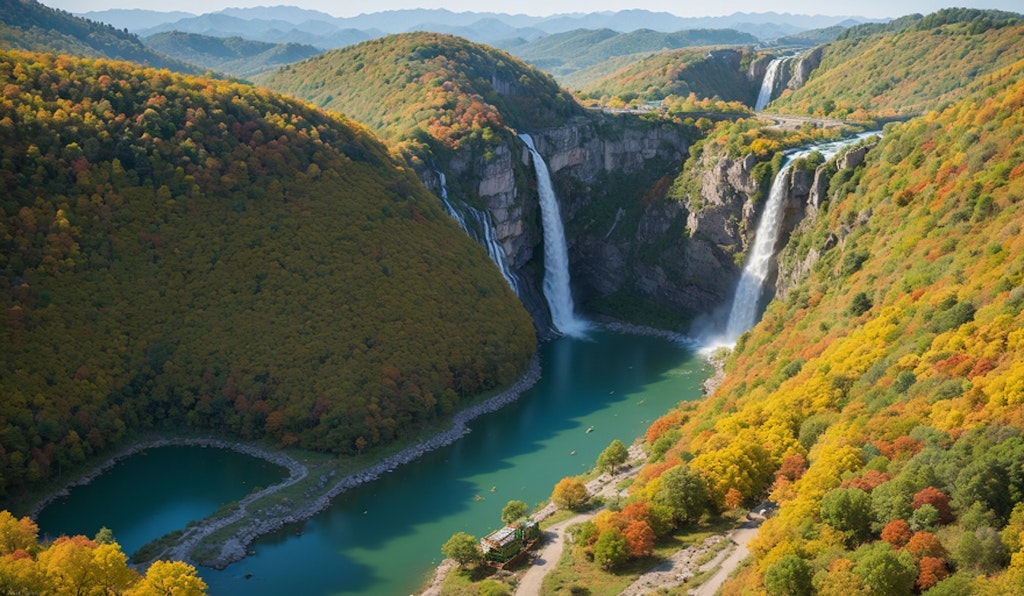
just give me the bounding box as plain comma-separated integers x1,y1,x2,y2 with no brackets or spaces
0,50,535,503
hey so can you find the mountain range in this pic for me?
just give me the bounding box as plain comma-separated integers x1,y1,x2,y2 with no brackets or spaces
84,6,876,48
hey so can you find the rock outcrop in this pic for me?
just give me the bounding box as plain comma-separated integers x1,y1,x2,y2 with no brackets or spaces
775,141,879,298
787,46,824,91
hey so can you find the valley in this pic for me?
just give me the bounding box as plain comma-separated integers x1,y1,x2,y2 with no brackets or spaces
2,3,1024,595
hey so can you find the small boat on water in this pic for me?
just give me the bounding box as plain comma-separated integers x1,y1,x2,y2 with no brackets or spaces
586,425,594,433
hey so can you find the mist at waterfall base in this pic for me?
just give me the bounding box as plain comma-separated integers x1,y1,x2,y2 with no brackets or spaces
520,133,590,338
697,132,880,350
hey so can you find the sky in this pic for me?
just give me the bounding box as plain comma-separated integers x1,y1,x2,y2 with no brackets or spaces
41,0,1024,20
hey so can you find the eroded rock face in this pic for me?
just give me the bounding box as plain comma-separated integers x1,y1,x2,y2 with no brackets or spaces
787,46,824,91
422,117,875,333
775,143,878,299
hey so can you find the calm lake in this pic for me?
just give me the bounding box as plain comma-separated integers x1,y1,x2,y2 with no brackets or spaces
37,330,710,595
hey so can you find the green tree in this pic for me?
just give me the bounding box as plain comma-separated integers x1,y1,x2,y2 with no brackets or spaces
656,464,708,525
597,439,629,473
501,500,528,525
441,532,481,567
765,554,814,596
852,542,918,596
821,487,875,545
94,527,115,545
593,528,629,570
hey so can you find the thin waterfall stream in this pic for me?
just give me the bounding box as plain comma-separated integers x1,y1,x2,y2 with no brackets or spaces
520,133,589,337
436,171,520,294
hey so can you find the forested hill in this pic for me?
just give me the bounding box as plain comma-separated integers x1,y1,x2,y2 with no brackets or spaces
256,32,585,157
626,56,1024,592
0,50,536,503
767,8,1024,120
570,46,758,107
0,0,199,74
499,27,759,80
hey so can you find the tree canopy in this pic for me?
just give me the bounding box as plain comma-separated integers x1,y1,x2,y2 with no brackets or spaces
0,50,535,500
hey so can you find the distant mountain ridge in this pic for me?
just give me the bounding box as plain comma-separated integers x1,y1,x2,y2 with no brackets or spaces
0,0,200,73
82,6,879,47
143,31,322,77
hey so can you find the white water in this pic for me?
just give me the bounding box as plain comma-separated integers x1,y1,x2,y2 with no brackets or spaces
722,133,878,344
520,134,589,337
436,172,520,294
755,56,790,112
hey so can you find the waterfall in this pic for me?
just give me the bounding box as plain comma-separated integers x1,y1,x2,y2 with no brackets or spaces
520,134,589,337
436,172,520,294
723,133,878,343
755,56,790,112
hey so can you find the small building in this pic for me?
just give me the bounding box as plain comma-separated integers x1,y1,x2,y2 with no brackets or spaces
480,520,540,563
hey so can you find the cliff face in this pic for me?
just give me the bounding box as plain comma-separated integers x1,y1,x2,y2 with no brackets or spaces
775,141,878,299
424,113,869,334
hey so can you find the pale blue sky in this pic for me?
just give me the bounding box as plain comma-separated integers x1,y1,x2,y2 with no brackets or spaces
44,0,1024,20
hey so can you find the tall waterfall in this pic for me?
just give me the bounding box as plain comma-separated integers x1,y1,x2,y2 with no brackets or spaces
755,56,790,112
436,172,520,294
520,134,589,337
724,133,878,342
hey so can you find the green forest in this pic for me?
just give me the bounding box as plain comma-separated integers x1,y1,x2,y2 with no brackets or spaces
768,9,1024,120
257,32,584,161
0,50,535,501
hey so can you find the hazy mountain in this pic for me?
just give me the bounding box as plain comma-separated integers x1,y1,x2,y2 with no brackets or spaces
82,6,878,50
501,27,760,79
143,31,322,77
72,8,195,30
0,0,200,73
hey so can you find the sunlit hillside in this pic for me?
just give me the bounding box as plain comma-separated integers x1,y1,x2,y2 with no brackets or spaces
256,31,584,157
630,56,1024,593
768,8,1024,120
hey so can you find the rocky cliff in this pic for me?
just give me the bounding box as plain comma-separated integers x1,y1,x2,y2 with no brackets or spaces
421,111,870,335
775,141,878,299
421,113,702,332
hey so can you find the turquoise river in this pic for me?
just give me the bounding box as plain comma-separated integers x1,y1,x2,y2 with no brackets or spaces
37,329,711,595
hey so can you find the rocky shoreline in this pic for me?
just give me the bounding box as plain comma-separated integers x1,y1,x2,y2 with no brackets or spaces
28,437,304,520
198,354,543,568
93,354,541,569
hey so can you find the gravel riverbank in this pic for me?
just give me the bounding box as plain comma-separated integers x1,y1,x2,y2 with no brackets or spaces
55,355,540,569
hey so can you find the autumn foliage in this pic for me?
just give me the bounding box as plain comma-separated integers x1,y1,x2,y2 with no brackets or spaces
0,511,206,594
633,35,1024,594
0,50,535,499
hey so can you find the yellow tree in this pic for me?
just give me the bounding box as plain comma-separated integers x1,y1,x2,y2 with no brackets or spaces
129,560,208,596
552,477,590,511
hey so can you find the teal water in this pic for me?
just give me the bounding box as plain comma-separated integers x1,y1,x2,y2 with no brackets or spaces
35,446,288,555
37,330,709,595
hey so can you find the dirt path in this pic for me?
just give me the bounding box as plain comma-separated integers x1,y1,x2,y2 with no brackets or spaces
512,447,644,596
689,522,760,596
515,513,589,596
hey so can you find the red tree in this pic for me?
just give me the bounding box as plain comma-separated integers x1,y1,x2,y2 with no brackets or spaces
881,519,913,548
